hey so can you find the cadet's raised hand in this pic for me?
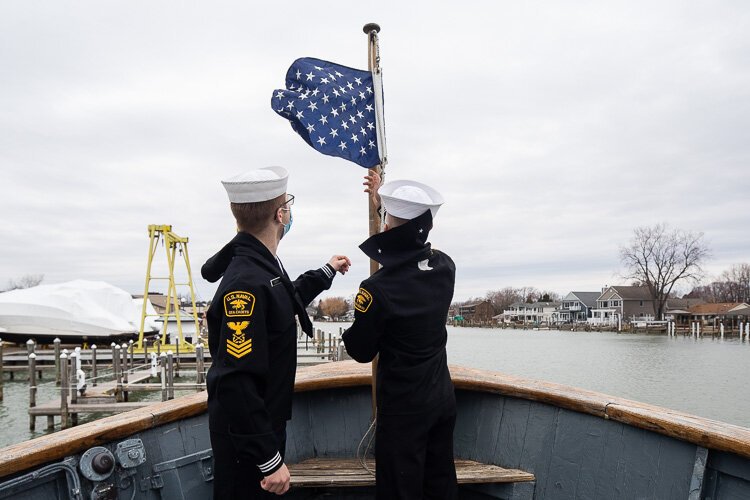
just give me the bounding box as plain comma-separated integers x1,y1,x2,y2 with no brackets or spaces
260,463,291,495
329,255,352,275
363,169,382,207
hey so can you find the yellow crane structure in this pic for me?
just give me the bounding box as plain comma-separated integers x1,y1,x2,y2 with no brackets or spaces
135,225,201,353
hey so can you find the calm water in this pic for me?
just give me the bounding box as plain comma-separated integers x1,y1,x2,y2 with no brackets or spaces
1,325,748,448
444,326,750,428
323,323,750,428
0,371,199,448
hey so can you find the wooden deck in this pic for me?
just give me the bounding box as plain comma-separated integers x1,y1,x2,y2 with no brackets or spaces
288,458,535,487
28,369,154,417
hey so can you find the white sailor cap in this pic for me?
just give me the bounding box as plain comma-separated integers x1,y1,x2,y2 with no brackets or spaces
379,179,444,220
221,166,289,203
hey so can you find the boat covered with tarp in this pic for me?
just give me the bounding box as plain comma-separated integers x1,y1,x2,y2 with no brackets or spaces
0,280,158,343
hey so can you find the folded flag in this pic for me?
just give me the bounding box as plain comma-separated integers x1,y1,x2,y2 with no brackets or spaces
272,57,382,168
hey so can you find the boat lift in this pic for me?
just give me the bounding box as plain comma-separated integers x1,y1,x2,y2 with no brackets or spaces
135,225,201,353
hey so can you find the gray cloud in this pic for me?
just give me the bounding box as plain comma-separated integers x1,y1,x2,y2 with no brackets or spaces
1,1,748,303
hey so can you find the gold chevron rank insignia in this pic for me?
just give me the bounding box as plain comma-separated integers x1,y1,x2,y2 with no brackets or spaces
354,288,373,313
226,321,253,359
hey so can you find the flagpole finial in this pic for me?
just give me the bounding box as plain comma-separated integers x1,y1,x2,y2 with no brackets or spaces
362,23,380,34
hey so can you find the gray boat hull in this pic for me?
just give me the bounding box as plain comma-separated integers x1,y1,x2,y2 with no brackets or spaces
1,363,749,499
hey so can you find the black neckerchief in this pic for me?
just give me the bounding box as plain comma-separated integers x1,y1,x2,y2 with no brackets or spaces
359,210,434,268
201,232,313,337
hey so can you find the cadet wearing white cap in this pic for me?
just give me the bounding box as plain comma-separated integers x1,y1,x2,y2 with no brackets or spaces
343,173,458,499
202,166,351,498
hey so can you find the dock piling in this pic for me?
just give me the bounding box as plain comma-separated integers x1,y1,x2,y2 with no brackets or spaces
28,353,37,431
114,344,122,402
53,338,61,385
110,342,116,371
91,344,97,387
60,353,69,429
26,339,35,356
337,339,345,361
196,343,205,391
121,343,129,402
159,353,167,401
175,342,180,378
69,351,78,426
166,351,175,400
0,338,4,401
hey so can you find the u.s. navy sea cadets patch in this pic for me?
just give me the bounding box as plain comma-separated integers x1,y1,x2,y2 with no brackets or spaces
226,321,253,358
354,288,373,313
224,291,255,317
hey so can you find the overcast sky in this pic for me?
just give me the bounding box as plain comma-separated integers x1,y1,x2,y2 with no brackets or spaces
1,1,748,304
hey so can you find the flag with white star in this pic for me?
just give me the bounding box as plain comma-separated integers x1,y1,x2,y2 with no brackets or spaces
271,57,382,168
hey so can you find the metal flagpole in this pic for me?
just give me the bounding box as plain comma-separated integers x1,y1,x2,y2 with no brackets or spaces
363,22,384,419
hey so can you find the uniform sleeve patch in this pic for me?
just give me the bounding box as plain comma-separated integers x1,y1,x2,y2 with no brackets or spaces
354,288,373,313
226,321,253,358
224,291,255,317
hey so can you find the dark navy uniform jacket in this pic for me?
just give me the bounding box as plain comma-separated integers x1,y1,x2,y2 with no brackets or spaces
202,232,335,476
343,210,455,415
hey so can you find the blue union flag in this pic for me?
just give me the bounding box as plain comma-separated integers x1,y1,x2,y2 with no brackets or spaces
271,57,381,168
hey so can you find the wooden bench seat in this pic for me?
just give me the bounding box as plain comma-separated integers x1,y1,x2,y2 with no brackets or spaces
289,458,535,487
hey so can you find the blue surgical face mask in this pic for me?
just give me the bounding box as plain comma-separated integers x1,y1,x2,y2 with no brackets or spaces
282,211,293,237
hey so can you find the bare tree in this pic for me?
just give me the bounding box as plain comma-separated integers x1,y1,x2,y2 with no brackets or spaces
620,224,709,319
485,287,523,312
2,274,44,292
319,297,350,320
687,263,750,303
720,263,750,303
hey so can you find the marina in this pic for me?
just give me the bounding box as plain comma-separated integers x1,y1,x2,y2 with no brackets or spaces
0,327,343,447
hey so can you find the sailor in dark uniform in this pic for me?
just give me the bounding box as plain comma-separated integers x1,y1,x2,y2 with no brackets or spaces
343,177,457,499
202,166,351,498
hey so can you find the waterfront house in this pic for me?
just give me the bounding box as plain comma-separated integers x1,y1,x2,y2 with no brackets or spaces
588,286,656,325
502,301,560,325
557,292,600,323
663,298,706,325
679,302,750,328
459,301,496,323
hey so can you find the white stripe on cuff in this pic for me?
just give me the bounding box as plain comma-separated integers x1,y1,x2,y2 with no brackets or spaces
320,265,334,279
258,451,282,473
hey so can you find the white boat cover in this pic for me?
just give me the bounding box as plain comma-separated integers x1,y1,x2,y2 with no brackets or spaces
0,280,158,337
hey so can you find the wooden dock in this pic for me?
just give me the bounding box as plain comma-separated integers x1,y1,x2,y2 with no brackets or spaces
0,326,347,435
